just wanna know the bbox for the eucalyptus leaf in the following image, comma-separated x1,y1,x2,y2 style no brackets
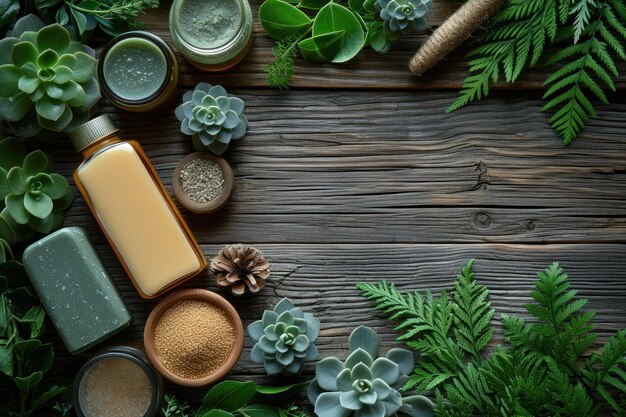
312,2,365,63
259,0,312,40
299,30,345,63
0,343,13,376
70,8,87,35
202,380,257,412
15,371,42,394
298,0,331,10
17,305,45,338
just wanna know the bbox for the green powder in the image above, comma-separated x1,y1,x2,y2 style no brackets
103,37,167,101
177,0,241,49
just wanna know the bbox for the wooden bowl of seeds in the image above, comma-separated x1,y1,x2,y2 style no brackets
172,153,235,214
143,289,244,387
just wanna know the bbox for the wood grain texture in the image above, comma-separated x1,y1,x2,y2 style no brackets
48,91,626,244
135,0,626,90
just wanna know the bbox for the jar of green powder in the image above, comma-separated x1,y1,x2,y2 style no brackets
169,0,253,71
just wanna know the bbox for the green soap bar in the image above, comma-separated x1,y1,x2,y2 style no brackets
23,227,132,355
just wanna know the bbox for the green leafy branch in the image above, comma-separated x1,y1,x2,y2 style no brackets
160,381,311,417
359,260,626,416
450,0,626,144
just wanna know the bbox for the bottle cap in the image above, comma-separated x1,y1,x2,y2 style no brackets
69,115,119,153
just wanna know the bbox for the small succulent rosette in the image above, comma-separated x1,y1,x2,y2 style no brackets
375,0,431,34
308,326,434,417
175,82,248,156
0,15,100,139
248,298,320,376
0,145,74,245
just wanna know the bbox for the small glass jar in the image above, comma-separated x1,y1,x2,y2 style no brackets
169,0,253,71
98,31,179,112
73,346,163,417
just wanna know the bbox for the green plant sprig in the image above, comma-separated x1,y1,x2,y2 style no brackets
0,255,72,417
160,381,312,417
259,0,432,88
358,260,626,416
449,0,626,145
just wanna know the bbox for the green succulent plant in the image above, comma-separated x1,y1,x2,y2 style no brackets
249,298,320,376
0,17,100,138
308,326,434,417
375,0,430,34
175,82,248,155
0,142,74,244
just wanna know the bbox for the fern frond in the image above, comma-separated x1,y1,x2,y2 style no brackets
452,259,494,363
542,0,626,144
571,0,598,43
449,0,562,112
546,365,599,417
582,329,626,413
357,280,464,392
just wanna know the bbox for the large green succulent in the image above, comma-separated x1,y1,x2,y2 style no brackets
0,17,100,138
375,0,431,34
308,326,434,417
175,82,248,155
249,298,320,376
0,139,74,244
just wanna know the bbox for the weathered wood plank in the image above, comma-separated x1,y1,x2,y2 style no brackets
47,91,626,244
48,243,626,387
136,1,626,90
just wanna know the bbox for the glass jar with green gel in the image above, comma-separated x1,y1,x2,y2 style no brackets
98,32,179,112
169,0,253,71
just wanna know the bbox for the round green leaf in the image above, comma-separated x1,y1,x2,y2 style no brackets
23,151,49,177
24,191,53,219
56,53,77,70
298,37,326,63
37,104,72,132
51,65,72,84
298,0,331,10
0,64,22,97
35,95,65,121
11,42,38,68
0,93,32,122
18,76,41,94
36,24,71,54
37,49,59,68
6,193,28,224
300,30,345,62
7,166,26,195
313,3,365,63
70,51,96,83
259,0,312,40
43,173,70,200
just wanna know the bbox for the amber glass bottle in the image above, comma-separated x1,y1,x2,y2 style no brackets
70,115,206,299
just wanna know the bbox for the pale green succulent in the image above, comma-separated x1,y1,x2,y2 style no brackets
375,0,431,34
308,326,434,417
0,17,100,138
0,143,74,245
175,82,248,155
249,298,320,376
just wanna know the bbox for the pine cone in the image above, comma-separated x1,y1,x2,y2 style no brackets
210,244,270,296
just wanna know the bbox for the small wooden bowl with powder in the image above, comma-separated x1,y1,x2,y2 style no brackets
143,289,243,387
172,153,235,214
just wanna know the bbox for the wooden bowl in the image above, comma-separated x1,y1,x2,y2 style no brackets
172,153,235,214
143,289,244,387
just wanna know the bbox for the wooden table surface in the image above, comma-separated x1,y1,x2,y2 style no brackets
41,0,626,408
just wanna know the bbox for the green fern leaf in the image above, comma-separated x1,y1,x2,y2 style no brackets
582,329,626,413
542,0,626,144
451,259,495,363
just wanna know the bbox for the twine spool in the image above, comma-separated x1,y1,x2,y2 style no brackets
409,0,504,76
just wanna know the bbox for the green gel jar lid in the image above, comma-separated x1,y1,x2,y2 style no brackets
102,36,168,102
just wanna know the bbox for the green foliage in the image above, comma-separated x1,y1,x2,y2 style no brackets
259,0,432,87
160,380,311,417
35,0,159,39
0,0,20,29
358,260,626,416
0,143,74,245
0,18,100,138
0,259,71,417
449,0,626,145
